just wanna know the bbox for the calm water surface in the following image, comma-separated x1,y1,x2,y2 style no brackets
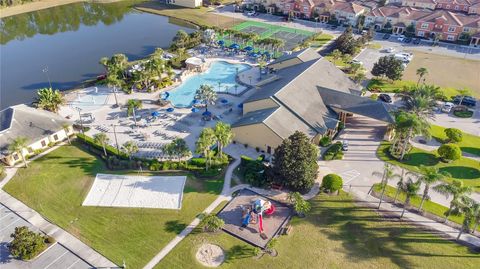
0,1,194,109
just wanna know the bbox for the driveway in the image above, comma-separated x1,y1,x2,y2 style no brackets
431,107,480,136
322,115,480,207
0,204,92,269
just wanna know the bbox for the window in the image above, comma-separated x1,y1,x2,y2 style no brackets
438,4,442,8
41,140,47,147
303,6,308,12
13,154,19,160
454,6,459,10
448,26,456,32
421,23,429,29
446,5,450,9
447,35,455,41
464,6,468,11
463,27,471,33
53,134,59,141
417,31,425,37
286,4,290,8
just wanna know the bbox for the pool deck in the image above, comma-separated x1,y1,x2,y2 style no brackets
58,55,261,156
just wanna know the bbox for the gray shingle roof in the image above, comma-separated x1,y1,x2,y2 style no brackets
0,104,72,156
318,87,395,123
264,106,318,139
268,48,321,68
231,107,279,128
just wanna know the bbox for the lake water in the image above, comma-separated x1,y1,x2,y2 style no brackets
0,1,194,109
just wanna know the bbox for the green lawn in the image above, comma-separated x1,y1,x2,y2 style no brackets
430,125,480,157
3,143,223,268
310,33,334,49
231,21,313,38
367,79,461,99
157,193,479,269
377,142,480,191
372,184,478,231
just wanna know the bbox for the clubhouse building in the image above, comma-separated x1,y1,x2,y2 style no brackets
232,48,394,154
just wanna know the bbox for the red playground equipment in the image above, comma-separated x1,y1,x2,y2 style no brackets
240,198,276,239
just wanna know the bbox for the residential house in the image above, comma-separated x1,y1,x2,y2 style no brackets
415,10,480,42
330,1,367,25
0,104,73,166
436,0,471,12
401,0,437,9
365,6,430,33
277,0,316,18
165,0,202,8
231,48,394,153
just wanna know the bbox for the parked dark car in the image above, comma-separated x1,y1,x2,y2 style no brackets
404,37,413,43
378,93,393,103
453,96,477,107
413,38,421,44
382,33,391,39
331,25,338,29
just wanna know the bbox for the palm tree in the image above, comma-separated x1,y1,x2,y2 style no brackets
372,164,401,209
434,179,473,222
62,123,71,144
258,60,267,79
390,111,430,160
329,49,342,64
35,88,65,113
457,88,472,107
399,178,421,219
195,128,216,170
194,84,217,112
214,122,234,159
416,67,428,85
122,141,139,160
9,137,29,168
126,99,142,125
393,168,405,204
415,166,450,211
93,133,110,157
471,201,480,234
397,84,440,117
105,73,122,106
456,198,476,240
164,138,191,164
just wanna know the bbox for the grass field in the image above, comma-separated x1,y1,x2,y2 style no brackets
157,193,479,269
367,78,463,99
231,21,313,38
3,143,224,268
377,142,480,191
135,2,242,28
403,51,480,97
430,125,480,157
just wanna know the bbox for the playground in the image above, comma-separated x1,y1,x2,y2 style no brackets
231,21,313,51
82,174,186,209
217,189,292,248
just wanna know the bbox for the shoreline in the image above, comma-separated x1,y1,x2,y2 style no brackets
0,0,125,18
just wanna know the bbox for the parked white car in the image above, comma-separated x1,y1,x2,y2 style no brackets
385,47,395,53
246,11,256,16
351,59,363,65
397,35,406,42
442,102,454,113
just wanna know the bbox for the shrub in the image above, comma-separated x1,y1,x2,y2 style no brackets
438,144,461,162
338,122,345,130
319,136,332,147
287,192,311,216
199,214,224,232
44,235,55,244
9,226,46,260
444,128,463,143
323,142,343,160
321,174,343,193
453,110,473,118
162,161,171,171
370,93,378,100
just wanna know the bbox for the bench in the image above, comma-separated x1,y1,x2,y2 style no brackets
280,225,293,235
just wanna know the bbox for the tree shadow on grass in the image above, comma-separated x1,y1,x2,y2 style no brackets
164,220,187,234
306,195,478,269
440,166,480,180
460,147,480,157
402,152,439,166
224,245,256,263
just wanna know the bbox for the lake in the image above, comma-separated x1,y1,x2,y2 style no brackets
0,1,194,109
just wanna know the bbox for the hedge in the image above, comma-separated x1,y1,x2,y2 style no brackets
323,142,344,160
77,133,128,160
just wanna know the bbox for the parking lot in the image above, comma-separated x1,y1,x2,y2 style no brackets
0,204,92,269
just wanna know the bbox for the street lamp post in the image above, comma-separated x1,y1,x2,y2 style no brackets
112,124,120,155
113,86,119,107
42,66,52,89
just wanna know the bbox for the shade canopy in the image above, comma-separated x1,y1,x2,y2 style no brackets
244,46,253,51
191,107,200,113
218,40,225,45
237,103,244,108
166,107,175,112
202,110,212,116
161,92,170,100
151,111,160,117
220,98,229,104
229,43,240,49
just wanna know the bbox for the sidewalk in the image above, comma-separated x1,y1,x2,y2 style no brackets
0,142,118,268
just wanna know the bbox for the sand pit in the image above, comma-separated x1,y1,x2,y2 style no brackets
195,244,225,267
82,174,186,209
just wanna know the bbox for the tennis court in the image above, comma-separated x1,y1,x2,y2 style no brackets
231,21,313,51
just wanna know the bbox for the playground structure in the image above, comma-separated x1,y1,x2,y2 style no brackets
240,198,276,240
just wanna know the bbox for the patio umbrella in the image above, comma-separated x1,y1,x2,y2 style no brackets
151,111,160,117
237,103,244,108
191,107,200,113
220,98,229,104
161,92,170,100
244,46,253,51
192,99,201,105
229,43,240,49
166,107,175,113
218,40,225,46
202,111,212,116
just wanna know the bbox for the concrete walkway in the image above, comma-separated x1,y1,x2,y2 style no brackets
0,142,118,268
411,136,480,162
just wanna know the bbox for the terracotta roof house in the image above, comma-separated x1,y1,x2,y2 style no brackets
231,48,394,153
0,104,73,166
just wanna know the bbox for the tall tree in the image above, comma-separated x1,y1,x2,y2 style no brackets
126,99,142,126
194,84,217,112
329,49,342,65
122,141,139,160
371,55,403,81
399,178,421,219
93,133,110,157
390,111,430,160
35,88,65,113
9,137,29,168
415,166,450,211
273,131,319,192
195,128,216,170
372,164,401,208
214,122,234,159
416,67,428,85
434,179,473,222
456,198,477,240
393,168,406,204
164,138,191,163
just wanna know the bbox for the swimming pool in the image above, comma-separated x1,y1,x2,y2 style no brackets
168,61,251,107
69,87,110,112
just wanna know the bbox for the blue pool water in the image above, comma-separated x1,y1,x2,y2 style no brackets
168,61,251,107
